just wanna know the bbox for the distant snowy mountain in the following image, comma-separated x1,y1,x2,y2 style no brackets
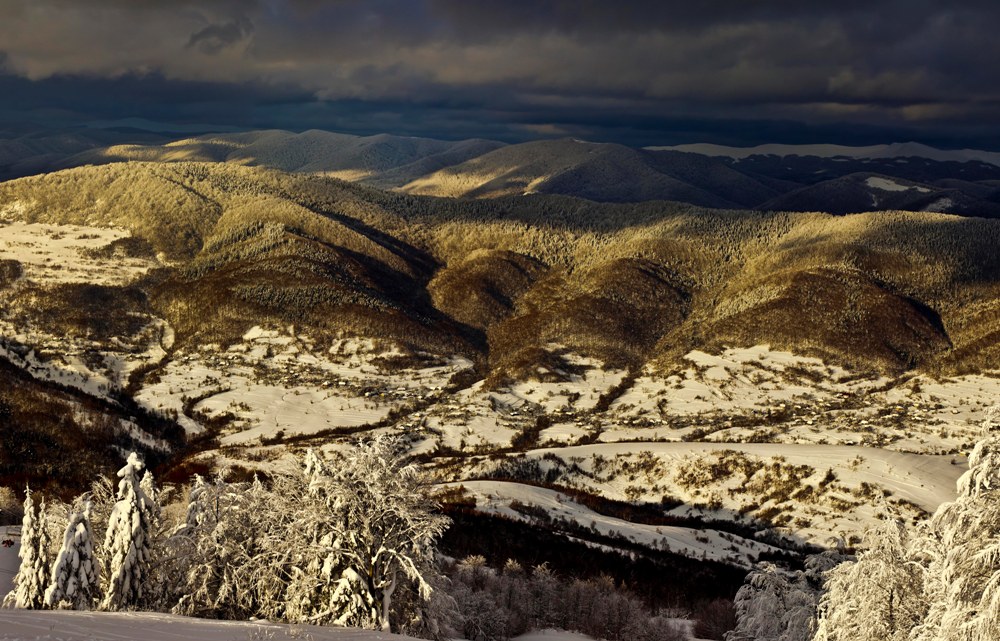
649,142,1000,167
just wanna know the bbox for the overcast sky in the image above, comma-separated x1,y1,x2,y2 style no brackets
2,0,999,148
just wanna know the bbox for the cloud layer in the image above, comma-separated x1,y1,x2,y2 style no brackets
1,0,999,146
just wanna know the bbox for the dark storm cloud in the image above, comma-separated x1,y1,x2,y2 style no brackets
187,17,254,55
1,0,999,147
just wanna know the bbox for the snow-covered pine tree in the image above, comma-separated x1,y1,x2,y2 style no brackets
2,487,51,609
170,474,227,617
140,470,161,524
813,519,925,641
303,447,328,496
43,498,98,610
100,452,154,611
180,474,209,534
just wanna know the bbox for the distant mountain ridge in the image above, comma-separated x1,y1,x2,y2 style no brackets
649,142,1000,167
65,129,506,185
5,128,1000,217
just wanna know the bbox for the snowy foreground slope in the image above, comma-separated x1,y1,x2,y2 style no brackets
0,612,620,641
0,611,616,641
0,609,419,641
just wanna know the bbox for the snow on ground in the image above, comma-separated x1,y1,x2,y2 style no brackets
515,630,600,641
0,609,421,641
506,352,628,414
135,327,474,444
528,442,962,511
458,480,785,568
602,346,992,454
421,350,626,452
422,381,521,452
922,197,955,212
483,442,967,546
0,222,157,285
0,526,19,599
0,318,170,401
864,176,930,193
0,221,169,400
614,346,880,418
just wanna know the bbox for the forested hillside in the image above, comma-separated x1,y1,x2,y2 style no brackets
2,161,999,378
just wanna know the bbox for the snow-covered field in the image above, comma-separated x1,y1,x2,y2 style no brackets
456,480,785,567
604,346,993,454
864,176,930,193
448,442,964,548
0,221,168,400
0,222,157,285
0,317,171,402
134,327,473,443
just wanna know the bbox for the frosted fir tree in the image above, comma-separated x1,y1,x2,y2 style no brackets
170,475,227,617
813,519,925,641
140,470,161,524
100,452,154,611
2,487,51,609
175,474,209,536
43,498,98,610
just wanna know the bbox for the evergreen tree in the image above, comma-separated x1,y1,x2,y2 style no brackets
43,498,98,610
179,474,209,534
140,470,161,524
100,452,154,611
2,487,51,609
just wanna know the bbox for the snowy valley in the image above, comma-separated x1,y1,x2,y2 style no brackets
0,156,999,641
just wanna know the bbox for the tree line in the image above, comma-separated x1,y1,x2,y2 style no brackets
3,437,448,636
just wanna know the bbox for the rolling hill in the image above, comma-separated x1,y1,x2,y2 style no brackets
8,128,1000,218
2,161,999,379
65,129,506,185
